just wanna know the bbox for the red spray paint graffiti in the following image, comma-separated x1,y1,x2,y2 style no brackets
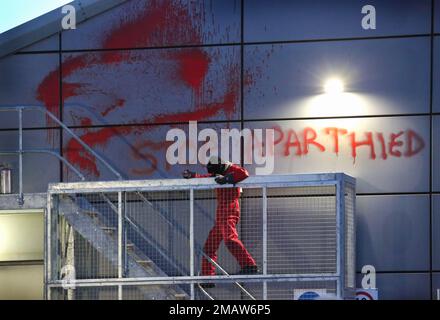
272,126,425,163
36,1,424,178
36,0,241,178
108,125,427,177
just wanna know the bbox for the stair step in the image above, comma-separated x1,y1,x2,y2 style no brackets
101,227,117,234
174,294,187,300
126,243,135,251
83,210,99,218
136,260,153,268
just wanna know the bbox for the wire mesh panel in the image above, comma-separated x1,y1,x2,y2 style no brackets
55,193,119,280
49,286,120,300
46,173,355,300
344,182,356,293
194,187,261,277
122,284,191,300
266,280,338,300
267,186,337,275
124,190,191,278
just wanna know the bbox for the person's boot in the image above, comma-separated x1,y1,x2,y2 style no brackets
238,265,259,275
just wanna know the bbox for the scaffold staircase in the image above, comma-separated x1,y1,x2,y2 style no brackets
0,106,252,300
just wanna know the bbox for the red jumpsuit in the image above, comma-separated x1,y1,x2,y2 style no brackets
195,164,256,276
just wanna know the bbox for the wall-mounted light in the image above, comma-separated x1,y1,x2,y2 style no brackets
324,78,344,95
299,76,365,117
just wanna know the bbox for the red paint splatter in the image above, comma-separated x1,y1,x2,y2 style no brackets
80,117,93,127
65,126,132,176
101,99,126,117
64,90,237,176
152,91,236,123
130,139,174,175
173,49,210,91
37,0,241,178
102,0,202,49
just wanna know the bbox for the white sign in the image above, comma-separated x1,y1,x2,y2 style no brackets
293,289,327,300
356,288,379,300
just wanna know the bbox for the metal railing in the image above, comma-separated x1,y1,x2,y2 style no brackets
46,173,356,300
0,105,123,205
0,106,239,298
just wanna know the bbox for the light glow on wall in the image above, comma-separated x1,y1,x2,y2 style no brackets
306,92,367,117
324,78,345,95
301,76,366,117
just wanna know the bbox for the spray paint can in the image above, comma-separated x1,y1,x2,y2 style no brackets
0,166,12,194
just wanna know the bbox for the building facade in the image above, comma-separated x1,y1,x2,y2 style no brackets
0,0,439,299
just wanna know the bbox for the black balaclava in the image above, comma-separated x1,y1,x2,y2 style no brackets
207,156,228,175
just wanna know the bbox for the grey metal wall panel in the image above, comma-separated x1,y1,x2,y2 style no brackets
62,0,241,51
244,38,430,120
0,129,60,193
61,122,240,182
433,195,440,270
245,0,431,42
19,34,59,53
436,0,440,34
0,53,60,129
432,273,440,300
0,0,437,300
356,195,430,272
434,37,440,113
356,273,431,300
434,116,440,192
244,117,430,193
61,46,240,127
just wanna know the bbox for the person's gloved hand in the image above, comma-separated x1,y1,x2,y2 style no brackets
215,174,234,185
182,169,196,179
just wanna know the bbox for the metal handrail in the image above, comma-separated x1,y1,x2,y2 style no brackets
98,192,256,299
47,174,355,300
0,105,123,204
0,105,123,179
0,149,85,181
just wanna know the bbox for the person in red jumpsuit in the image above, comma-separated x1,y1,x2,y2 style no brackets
183,156,258,287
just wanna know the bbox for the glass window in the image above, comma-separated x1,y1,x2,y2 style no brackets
0,264,43,300
0,211,44,262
